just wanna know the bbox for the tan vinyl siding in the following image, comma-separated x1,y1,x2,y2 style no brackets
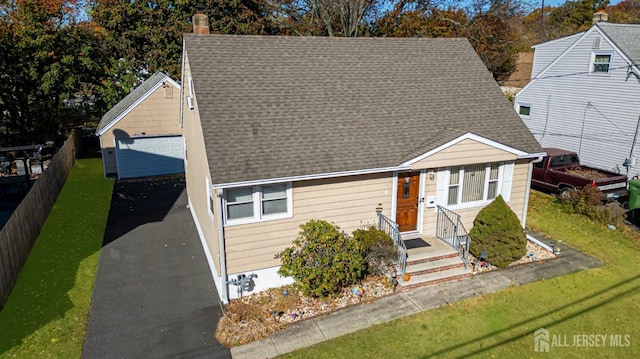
183,55,221,274
411,139,517,170
100,84,182,174
224,173,394,273
418,138,529,235
508,159,531,219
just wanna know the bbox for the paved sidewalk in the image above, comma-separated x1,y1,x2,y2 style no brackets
230,236,603,359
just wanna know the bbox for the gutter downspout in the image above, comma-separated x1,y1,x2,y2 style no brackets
522,156,544,228
216,189,229,304
179,41,186,129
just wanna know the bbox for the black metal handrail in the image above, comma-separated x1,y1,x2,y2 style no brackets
377,212,408,282
435,205,470,269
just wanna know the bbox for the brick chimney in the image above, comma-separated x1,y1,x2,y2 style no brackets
592,10,609,24
192,5,210,35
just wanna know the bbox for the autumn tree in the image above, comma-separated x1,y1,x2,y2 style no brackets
465,0,526,83
271,0,379,36
375,1,468,37
0,0,105,145
608,0,640,24
374,0,524,83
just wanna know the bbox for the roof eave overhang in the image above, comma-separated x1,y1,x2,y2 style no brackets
96,75,181,136
211,165,410,189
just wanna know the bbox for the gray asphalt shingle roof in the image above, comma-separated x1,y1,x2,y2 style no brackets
597,23,640,67
96,72,170,134
184,35,542,185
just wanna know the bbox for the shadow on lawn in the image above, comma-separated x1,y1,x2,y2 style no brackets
0,159,111,355
421,274,640,358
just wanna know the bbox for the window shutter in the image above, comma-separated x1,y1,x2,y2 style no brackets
501,161,515,202
435,168,449,209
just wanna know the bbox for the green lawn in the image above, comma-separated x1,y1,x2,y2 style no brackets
282,191,640,358
0,159,114,358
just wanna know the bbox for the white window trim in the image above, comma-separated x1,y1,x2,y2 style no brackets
589,51,613,75
517,103,531,117
223,183,293,226
442,162,506,211
206,176,214,221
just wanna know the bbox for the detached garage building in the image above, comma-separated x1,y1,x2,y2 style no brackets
96,72,184,179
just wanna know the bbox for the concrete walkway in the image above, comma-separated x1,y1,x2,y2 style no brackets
83,178,231,359
231,237,603,359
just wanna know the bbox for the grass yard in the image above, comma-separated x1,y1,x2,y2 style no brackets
0,159,114,358
282,191,640,358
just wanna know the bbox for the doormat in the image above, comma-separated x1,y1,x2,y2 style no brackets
404,238,431,249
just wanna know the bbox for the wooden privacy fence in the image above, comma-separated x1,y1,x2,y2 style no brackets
0,131,81,309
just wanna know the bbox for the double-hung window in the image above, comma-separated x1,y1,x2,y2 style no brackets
447,163,501,206
591,53,612,74
224,183,292,224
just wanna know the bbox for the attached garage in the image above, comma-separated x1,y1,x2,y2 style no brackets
96,72,183,178
115,135,184,179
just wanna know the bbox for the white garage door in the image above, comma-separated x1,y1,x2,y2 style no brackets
115,136,184,179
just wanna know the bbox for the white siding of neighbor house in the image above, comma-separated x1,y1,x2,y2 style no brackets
531,33,583,78
516,28,640,177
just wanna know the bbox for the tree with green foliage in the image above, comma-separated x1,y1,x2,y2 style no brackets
546,0,608,38
275,220,366,298
469,195,527,268
0,0,105,145
89,0,275,108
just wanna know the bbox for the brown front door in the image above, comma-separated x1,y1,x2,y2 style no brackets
396,172,420,232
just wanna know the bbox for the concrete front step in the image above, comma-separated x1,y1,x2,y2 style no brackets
399,267,471,291
406,250,459,266
405,256,465,276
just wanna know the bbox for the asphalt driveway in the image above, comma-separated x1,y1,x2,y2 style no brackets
82,177,230,359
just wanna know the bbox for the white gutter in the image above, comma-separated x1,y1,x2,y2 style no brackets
179,42,186,129
216,189,229,304
517,152,548,159
521,156,544,228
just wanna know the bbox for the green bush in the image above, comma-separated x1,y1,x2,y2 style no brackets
275,220,366,298
469,195,526,268
352,226,397,275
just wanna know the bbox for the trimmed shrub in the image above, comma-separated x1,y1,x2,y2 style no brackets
352,226,397,275
275,220,366,298
469,195,526,268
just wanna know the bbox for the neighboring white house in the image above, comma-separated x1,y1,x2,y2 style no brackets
514,21,640,177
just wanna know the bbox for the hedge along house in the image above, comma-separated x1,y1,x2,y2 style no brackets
181,28,544,303
96,72,184,179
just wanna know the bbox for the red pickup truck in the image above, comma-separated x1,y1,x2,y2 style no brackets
532,148,628,201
